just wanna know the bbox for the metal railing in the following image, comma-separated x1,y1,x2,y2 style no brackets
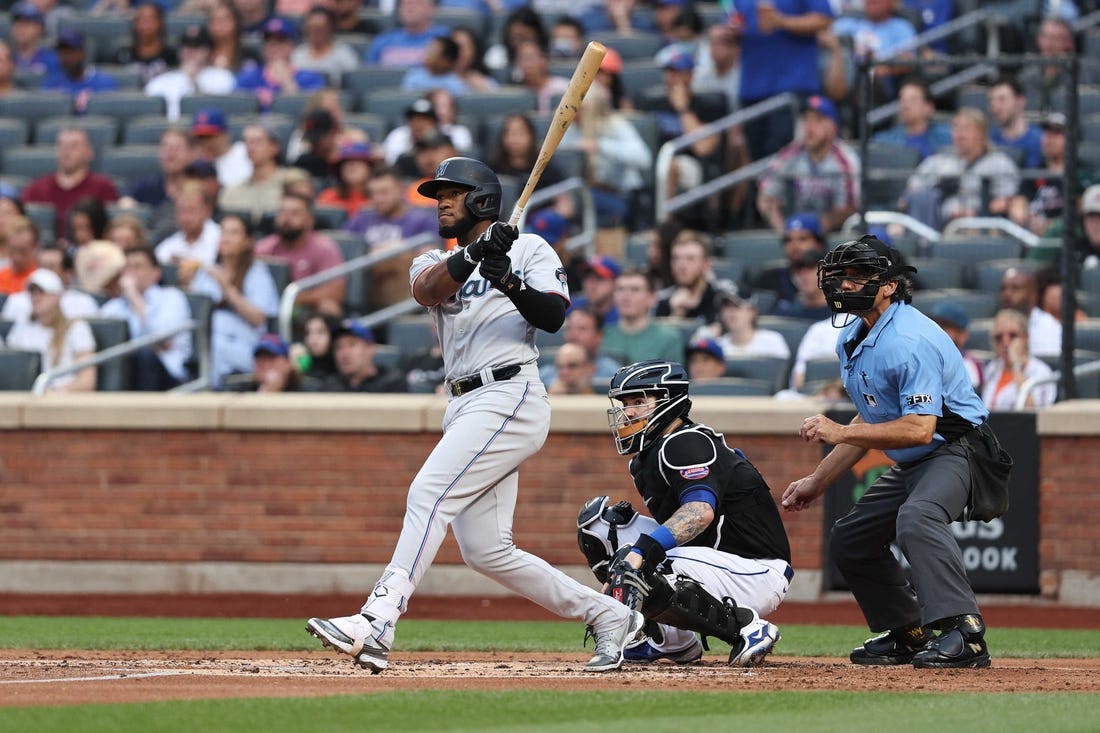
1016,359,1100,410
841,211,942,243
276,232,438,343
31,320,200,395
941,217,1041,248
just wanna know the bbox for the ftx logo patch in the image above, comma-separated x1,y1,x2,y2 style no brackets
906,394,933,406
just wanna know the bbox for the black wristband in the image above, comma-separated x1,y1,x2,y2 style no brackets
632,533,667,574
446,251,477,283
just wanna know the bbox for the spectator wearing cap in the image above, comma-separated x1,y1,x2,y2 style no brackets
290,5,358,85
144,25,236,121
1077,184,1100,269
528,209,582,289
735,0,833,162
638,46,727,221
903,108,1019,231
21,128,119,237
235,17,326,112
757,94,861,234
42,30,119,114
256,191,346,316
685,335,728,382
5,268,97,393
929,302,983,393
655,230,727,326
219,123,294,223
401,35,468,96
382,97,443,172
832,0,918,102
590,46,632,112
545,342,599,395
751,212,827,301
189,212,279,387
709,288,790,360
364,0,450,67
568,255,622,326
771,249,832,321
988,75,1042,171
317,143,375,218
1009,112,1099,239
155,180,221,286
2,242,97,321
191,108,253,188
0,216,39,295
113,1,177,86
9,1,59,76
603,267,685,364
322,321,407,393
515,38,570,115
405,131,460,210
871,77,952,162
100,244,194,391
226,333,304,392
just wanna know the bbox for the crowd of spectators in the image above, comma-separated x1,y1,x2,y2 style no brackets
0,0,1097,403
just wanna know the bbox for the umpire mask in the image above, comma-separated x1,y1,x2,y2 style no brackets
818,235,917,317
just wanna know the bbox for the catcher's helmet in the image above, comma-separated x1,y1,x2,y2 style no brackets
415,156,502,220
817,235,917,314
607,360,691,455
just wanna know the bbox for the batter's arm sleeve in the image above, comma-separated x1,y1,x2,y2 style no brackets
507,286,567,333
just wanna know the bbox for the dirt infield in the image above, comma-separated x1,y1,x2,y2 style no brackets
2,595,1098,708
3,651,1099,708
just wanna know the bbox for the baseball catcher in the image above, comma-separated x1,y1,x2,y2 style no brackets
578,360,793,666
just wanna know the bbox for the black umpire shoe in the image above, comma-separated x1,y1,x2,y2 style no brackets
850,624,935,665
913,614,991,669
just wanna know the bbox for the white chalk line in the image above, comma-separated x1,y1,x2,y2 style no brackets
1,670,186,684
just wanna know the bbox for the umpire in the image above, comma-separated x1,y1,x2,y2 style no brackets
782,235,1002,669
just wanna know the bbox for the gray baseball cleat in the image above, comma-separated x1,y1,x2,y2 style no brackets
306,613,390,673
584,610,645,672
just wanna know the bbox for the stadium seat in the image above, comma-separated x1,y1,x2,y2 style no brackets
123,115,176,145
723,354,790,393
85,92,166,122
341,66,410,101
908,256,966,291
58,15,132,64
689,377,774,396
910,289,998,322
1,149,58,181
179,93,260,118
387,315,436,353
330,233,368,314
590,31,665,61
373,344,402,372
359,90,423,127
0,119,30,150
620,61,664,105
802,356,841,387
0,94,73,128
0,319,13,340
98,145,161,189
972,258,1042,294
0,349,41,391
755,315,812,356
343,113,390,145
85,317,131,391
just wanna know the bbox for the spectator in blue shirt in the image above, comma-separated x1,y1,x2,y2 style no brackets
42,31,119,114
902,0,953,54
235,17,327,113
987,75,1043,170
871,77,952,161
833,0,918,101
401,35,468,96
9,1,59,76
365,0,450,67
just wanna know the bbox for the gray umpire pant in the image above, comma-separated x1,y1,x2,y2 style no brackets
829,442,981,632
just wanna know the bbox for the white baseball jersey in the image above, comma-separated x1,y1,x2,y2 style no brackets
410,232,570,382
360,232,631,651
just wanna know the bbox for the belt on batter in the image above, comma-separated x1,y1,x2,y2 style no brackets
449,364,522,397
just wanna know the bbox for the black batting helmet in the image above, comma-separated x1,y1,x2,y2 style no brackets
607,360,691,455
416,157,502,220
818,235,917,314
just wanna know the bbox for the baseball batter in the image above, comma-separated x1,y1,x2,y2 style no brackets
578,360,792,666
307,157,642,673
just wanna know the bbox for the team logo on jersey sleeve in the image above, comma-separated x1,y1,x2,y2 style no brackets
680,465,710,480
555,267,567,285
863,393,878,407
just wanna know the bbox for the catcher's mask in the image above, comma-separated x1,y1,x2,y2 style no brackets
415,156,502,220
817,235,917,317
607,360,691,455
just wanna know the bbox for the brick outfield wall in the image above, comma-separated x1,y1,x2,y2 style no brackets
1,425,1097,598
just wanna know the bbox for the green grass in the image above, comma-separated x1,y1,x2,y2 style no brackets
1,617,1098,658
2,691,1099,733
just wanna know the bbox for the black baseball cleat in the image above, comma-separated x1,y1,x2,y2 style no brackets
912,614,991,669
850,624,935,665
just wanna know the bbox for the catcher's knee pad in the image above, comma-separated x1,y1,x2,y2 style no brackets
645,575,754,647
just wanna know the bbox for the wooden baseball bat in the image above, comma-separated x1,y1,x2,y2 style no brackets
508,41,607,228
